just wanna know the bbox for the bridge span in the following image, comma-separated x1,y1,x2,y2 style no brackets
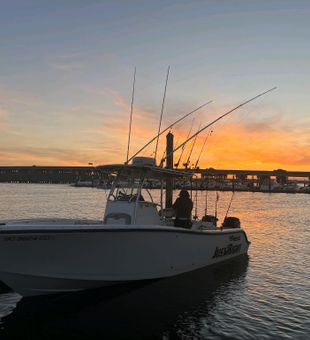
0,166,309,184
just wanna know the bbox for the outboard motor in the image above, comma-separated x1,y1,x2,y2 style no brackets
222,216,241,229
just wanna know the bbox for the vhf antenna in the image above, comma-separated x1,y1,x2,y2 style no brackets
126,100,212,164
154,66,170,163
125,67,136,164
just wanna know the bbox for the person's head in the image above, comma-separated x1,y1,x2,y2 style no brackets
179,189,190,199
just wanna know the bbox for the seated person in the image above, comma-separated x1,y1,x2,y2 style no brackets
172,190,193,228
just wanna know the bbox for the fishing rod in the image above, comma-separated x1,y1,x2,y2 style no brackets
154,66,170,162
125,67,136,164
174,118,195,168
224,191,235,220
194,129,213,169
126,100,212,164
183,122,202,169
193,175,199,220
204,189,208,215
215,191,219,220
162,87,277,163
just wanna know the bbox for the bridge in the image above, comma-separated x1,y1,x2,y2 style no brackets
0,166,309,184
0,166,98,184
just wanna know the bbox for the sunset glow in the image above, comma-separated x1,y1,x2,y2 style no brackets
0,1,309,171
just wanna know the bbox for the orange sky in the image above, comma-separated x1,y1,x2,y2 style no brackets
1,91,308,172
0,1,310,172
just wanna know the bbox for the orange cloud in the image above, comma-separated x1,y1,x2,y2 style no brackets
183,120,310,171
0,147,104,166
0,89,309,171
0,86,40,106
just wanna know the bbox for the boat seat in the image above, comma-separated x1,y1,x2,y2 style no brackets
104,213,131,225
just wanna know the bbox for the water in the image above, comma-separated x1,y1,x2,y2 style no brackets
0,184,309,339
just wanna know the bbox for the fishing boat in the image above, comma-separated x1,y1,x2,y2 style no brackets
0,85,277,297
0,156,250,297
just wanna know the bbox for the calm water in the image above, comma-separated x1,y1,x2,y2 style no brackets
0,184,309,339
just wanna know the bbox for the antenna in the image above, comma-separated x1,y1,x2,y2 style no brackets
194,129,213,169
125,67,136,164
154,66,170,162
163,87,277,162
126,100,212,164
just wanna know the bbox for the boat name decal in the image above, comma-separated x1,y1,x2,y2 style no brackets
229,235,241,242
3,235,54,242
212,243,241,258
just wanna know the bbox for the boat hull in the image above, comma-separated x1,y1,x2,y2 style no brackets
0,225,250,296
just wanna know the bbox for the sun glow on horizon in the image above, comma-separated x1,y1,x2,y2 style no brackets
1,95,309,172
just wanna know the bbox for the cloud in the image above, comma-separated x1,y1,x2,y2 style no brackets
45,51,88,72
0,89,309,170
0,146,101,166
0,107,9,119
0,106,38,139
46,51,117,73
82,93,310,170
0,106,11,131
97,89,161,155
92,89,216,161
192,119,310,170
47,62,84,71
0,86,40,106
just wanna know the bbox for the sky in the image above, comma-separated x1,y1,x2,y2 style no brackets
0,0,309,170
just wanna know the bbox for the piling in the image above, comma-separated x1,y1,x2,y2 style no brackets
165,132,174,208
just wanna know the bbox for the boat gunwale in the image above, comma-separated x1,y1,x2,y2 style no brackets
0,224,249,241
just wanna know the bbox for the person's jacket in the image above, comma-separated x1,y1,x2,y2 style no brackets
172,197,193,219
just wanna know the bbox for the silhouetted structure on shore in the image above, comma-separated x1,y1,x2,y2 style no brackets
0,166,309,193
0,166,100,184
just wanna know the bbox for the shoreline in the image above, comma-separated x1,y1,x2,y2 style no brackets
0,182,309,194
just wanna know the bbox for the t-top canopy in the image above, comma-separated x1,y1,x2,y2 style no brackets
97,163,191,179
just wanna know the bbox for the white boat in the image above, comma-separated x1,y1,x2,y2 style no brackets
300,184,310,193
0,157,250,297
70,180,97,187
281,181,299,192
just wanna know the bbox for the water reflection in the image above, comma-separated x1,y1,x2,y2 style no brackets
0,256,248,339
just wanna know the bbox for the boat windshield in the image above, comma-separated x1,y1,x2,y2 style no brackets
108,177,146,202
